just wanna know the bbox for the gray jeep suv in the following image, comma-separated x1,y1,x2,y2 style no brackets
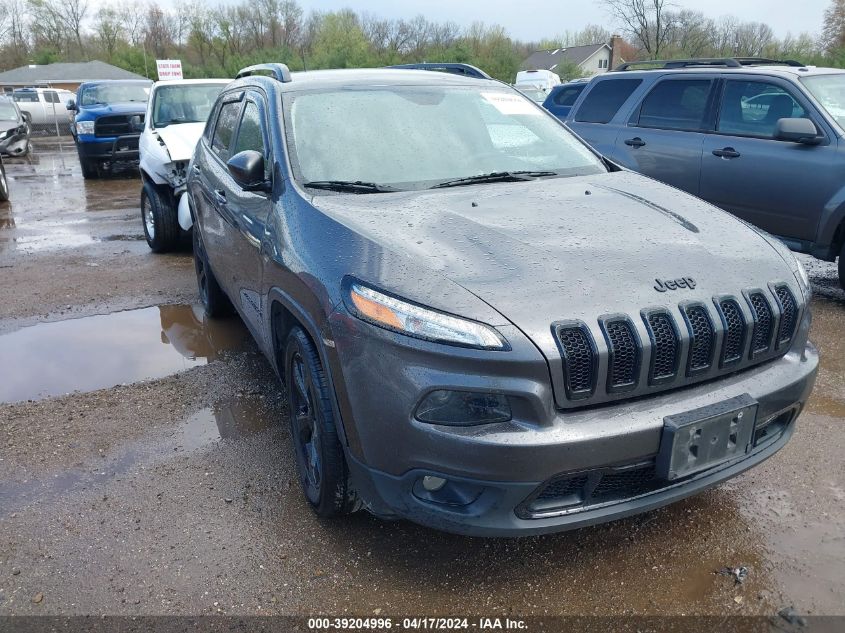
565,57,845,290
187,63,818,536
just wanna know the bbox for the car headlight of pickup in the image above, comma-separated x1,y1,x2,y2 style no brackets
76,121,95,135
344,280,508,350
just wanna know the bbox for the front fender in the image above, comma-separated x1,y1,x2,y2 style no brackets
816,188,845,259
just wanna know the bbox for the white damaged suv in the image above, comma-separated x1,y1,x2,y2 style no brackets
139,79,230,252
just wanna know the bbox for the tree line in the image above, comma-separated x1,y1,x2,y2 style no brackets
0,0,843,83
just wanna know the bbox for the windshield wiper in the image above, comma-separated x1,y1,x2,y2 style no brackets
431,170,559,189
303,180,401,194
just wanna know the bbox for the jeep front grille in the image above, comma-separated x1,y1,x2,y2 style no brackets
774,285,797,348
748,292,774,357
553,284,801,407
644,310,679,385
717,299,745,367
554,323,596,399
601,317,640,392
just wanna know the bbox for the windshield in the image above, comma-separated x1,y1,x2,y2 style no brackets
801,74,845,129
0,100,19,121
519,89,547,103
284,85,604,191
79,83,150,107
12,92,38,103
153,84,225,128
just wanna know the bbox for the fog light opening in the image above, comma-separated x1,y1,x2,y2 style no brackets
415,390,512,425
422,475,447,492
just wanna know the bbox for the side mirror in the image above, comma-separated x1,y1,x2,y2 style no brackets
66,99,76,111
21,111,31,123
129,115,143,133
227,150,270,192
775,118,821,144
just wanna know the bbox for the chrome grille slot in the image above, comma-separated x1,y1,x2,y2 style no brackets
682,304,715,375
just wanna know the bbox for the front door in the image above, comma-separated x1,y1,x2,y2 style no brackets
699,77,837,244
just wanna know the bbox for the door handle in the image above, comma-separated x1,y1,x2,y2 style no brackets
712,147,741,158
624,137,646,148
214,189,227,205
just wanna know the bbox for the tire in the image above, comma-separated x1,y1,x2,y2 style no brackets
838,242,845,291
284,326,357,518
0,160,8,202
77,149,99,179
141,181,180,252
192,222,233,317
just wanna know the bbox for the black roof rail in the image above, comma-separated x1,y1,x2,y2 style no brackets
236,63,292,83
613,57,806,72
386,62,492,80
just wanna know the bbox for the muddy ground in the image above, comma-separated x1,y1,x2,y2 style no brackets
0,140,843,618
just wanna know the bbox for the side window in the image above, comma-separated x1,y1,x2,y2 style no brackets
203,101,221,144
211,101,241,161
637,79,714,131
232,102,266,156
718,80,808,139
553,84,585,107
574,79,642,124
44,91,59,104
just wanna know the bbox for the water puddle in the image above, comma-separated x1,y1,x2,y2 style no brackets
180,397,277,451
0,305,249,403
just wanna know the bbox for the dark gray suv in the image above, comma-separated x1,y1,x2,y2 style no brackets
565,57,845,290
187,63,818,536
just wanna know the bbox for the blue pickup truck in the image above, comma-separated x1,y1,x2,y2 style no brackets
67,79,152,179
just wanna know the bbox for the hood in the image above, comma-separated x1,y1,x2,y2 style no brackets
0,120,20,133
156,123,205,162
80,102,147,116
312,171,794,349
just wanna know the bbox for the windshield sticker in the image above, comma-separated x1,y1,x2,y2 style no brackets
481,92,541,116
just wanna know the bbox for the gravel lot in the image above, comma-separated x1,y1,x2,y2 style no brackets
0,140,843,618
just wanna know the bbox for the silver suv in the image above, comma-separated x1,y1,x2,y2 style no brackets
565,57,845,290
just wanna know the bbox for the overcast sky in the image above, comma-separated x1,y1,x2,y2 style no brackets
292,0,828,41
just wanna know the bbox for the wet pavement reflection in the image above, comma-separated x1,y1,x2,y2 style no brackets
0,305,248,402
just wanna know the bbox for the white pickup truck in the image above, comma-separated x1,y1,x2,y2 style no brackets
139,79,230,252
12,87,75,131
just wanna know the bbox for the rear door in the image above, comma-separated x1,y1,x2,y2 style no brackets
196,94,244,291
611,76,719,195
223,93,274,338
566,77,644,156
699,76,836,244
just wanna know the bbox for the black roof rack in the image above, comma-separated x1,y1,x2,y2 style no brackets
236,63,292,82
386,63,491,80
613,57,805,71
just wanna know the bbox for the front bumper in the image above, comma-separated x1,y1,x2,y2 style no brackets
329,307,818,536
76,134,140,161
0,130,29,156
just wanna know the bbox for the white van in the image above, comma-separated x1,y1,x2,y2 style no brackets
514,69,561,93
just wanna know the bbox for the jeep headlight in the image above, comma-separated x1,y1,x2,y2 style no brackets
0,129,7,140
794,256,811,299
344,280,508,350
76,120,95,135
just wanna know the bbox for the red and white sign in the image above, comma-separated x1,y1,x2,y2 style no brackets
156,59,183,81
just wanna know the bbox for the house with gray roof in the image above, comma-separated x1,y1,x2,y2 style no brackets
0,61,148,94
520,36,627,78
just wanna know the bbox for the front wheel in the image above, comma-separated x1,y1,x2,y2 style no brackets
0,160,8,202
141,182,180,252
284,326,357,518
838,242,845,291
77,150,99,179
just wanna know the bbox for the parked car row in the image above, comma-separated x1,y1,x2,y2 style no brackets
0,95,31,157
179,62,817,536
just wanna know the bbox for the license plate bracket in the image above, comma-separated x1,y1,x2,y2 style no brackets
656,393,758,481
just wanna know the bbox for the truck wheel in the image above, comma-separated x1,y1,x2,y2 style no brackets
78,152,99,179
0,161,8,202
192,223,233,317
838,242,845,291
284,326,357,518
141,181,180,252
